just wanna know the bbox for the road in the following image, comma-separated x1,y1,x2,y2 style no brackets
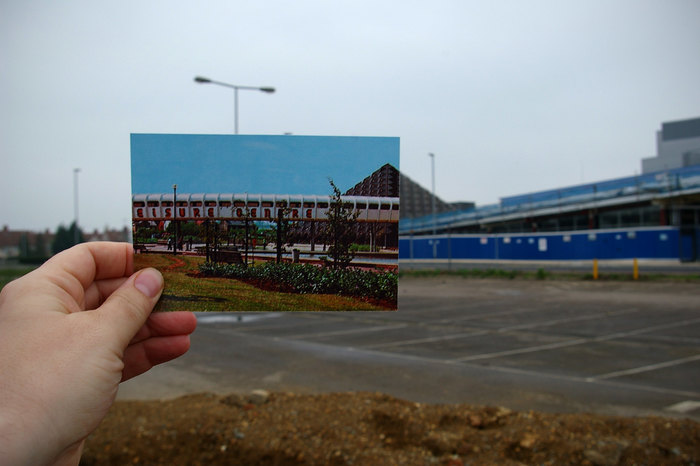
119,276,700,421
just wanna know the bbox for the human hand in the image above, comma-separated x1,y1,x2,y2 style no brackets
0,242,197,465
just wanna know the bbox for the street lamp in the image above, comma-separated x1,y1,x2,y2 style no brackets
173,184,178,256
73,168,80,245
194,76,275,134
428,153,436,234
429,153,436,258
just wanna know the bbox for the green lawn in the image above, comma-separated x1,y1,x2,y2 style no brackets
0,266,36,290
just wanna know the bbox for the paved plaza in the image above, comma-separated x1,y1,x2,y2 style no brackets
119,275,700,420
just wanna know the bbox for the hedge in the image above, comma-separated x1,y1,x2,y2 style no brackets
199,262,397,302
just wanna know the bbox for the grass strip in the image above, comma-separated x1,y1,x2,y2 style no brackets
0,266,37,289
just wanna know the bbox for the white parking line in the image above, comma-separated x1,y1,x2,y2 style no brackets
589,354,700,381
498,308,639,332
452,317,700,363
435,306,540,324
283,323,409,339
362,308,638,350
592,317,700,343
254,331,700,399
665,400,700,414
364,330,490,349
452,338,588,362
642,335,700,345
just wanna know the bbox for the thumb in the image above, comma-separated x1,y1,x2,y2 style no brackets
97,268,164,348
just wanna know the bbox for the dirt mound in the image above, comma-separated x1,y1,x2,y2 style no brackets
81,392,699,465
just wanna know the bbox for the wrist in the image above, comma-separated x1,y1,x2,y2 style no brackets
0,408,39,465
0,394,64,466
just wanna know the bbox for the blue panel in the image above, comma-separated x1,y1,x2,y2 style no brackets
679,231,696,262
400,228,681,261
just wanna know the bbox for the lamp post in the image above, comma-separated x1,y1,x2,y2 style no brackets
73,168,80,245
428,153,437,259
194,76,275,134
173,184,178,256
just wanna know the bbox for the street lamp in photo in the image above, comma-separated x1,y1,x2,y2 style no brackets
194,76,275,134
173,184,178,256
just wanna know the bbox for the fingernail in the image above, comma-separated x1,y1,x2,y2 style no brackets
134,268,163,298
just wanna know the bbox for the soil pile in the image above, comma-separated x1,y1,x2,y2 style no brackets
81,392,700,465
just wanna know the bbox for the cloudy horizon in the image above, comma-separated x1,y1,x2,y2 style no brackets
2,1,699,232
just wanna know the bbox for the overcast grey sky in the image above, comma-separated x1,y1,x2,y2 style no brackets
2,1,699,232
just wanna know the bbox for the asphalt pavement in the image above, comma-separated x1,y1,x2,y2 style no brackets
119,274,700,421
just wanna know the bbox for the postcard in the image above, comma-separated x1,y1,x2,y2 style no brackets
131,134,399,311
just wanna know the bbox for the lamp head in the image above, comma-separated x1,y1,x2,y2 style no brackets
194,76,211,83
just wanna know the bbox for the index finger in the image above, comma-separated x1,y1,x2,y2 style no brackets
38,242,134,307
44,241,134,282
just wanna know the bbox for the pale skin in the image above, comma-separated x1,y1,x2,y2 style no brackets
0,242,197,465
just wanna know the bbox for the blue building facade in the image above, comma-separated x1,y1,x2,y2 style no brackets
399,226,697,261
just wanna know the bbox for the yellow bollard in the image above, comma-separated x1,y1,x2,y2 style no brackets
633,258,639,280
593,258,598,280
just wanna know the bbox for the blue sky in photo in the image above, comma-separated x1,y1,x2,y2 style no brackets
131,134,399,196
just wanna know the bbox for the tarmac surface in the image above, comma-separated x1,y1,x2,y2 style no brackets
119,274,700,421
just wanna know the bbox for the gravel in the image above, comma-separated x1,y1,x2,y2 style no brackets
81,391,700,465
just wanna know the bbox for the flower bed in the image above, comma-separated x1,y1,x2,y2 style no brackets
199,262,397,303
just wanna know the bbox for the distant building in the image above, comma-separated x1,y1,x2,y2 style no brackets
344,165,475,220
642,117,700,173
401,176,474,219
343,163,401,248
345,163,399,198
84,227,131,243
341,163,475,246
445,200,476,212
0,225,130,260
402,117,700,261
0,226,53,260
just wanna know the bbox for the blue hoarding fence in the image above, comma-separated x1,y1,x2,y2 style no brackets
399,227,684,262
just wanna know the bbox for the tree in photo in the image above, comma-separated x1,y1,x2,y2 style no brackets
133,222,159,244
325,179,359,269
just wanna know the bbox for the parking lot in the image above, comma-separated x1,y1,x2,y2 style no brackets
119,276,700,420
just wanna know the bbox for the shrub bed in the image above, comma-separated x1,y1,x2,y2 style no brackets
199,262,397,303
